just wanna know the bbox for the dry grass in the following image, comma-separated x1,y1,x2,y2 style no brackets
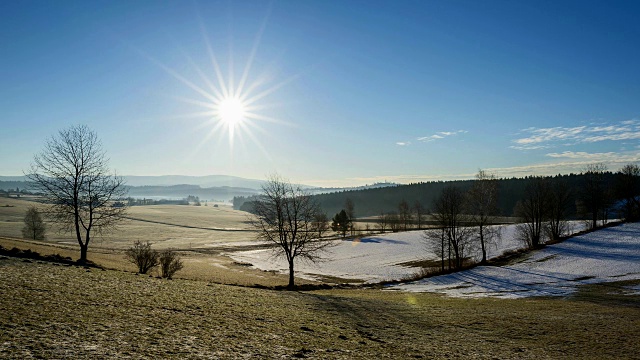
1,257,638,359
0,197,258,250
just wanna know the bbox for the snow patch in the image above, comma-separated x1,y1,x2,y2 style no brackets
390,222,640,298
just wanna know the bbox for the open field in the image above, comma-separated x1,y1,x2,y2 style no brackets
0,197,257,249
1,257,639,359
0,197,298,287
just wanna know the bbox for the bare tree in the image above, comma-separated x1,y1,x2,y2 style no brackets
250,174,334,288
616,164,640,221
311,212,330,238
345,198,356,235
413,201,425,230
27,125,127,263
398,199,412,230
422,227,447,272
547,178,572,241
432,185,472,269
376,211,389,233
466,170,498,263
514,177,551,248
578,163,611,229
22,206,46,240
387,212,401,232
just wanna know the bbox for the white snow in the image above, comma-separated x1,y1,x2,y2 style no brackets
226,221,640,298
226,221,589,284
227,231,429,283
390,222,640,298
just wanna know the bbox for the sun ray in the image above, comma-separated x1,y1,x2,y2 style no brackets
236,4,272,97
242,73,301,107
182,50,225,102
198,16,230,99
171,95,217,110
243,112,290,126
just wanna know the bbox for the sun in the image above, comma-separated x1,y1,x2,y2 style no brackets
217,96,246,126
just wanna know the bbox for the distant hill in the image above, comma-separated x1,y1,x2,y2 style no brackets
121,175,267,189
0,175,266,189
126,184,260,202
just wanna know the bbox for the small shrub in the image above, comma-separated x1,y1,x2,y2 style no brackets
159,249,184,279
125,241,159,274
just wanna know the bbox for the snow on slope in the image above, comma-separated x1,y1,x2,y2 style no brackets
226,221,588,284
228,231,428,282
390,222,640,298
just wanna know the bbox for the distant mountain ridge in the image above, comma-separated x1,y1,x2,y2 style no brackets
120,175,266,189
1,175,397,202
0,175,266,190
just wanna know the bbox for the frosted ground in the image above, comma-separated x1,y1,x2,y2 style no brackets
229,221,640,298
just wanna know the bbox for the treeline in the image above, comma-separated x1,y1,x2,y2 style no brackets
311,172,626,218
125,197,189,206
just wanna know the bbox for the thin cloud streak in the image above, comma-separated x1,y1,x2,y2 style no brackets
512,120,640,150
305,151,640,187
397,129,467,146
418,130,467,142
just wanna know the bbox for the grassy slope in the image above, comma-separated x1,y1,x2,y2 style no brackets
1,258,638,359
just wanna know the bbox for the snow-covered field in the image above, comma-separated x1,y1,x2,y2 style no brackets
227,221,589,284
390,222,640,298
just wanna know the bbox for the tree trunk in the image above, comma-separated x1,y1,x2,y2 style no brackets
79,244,88,264
288,260,295,289
479,224,487,264
440,229,445,272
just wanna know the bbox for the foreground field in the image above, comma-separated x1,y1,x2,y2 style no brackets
1,258,639,359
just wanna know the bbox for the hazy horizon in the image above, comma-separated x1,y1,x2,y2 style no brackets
2,1,639,188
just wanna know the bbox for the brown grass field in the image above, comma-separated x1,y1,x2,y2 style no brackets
1,257,639,359
1,196,639,359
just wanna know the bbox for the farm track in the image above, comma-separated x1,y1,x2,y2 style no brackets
123,216,256,232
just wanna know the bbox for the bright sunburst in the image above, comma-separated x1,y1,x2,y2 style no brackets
217,97,246,126
144,10,296,156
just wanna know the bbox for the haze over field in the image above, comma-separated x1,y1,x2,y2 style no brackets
2,1,640,186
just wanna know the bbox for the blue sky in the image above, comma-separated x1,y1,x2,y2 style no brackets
1,0,639,186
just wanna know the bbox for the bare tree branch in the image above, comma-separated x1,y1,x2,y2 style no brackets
26,125,127,263
249,174,334,288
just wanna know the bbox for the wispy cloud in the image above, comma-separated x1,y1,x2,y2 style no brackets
511,120,640,150
545,151,619,160
417,130,467,143
396,141,410,146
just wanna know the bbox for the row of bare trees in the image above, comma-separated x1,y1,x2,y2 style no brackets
424,170,499,270
376,200,426,232
425,163,640,272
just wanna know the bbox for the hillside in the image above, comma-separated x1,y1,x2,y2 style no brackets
1,257,638,359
